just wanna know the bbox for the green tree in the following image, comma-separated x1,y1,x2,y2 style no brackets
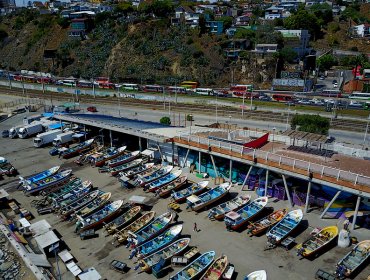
284,10,321,40
160,116,171,125
278,47,297,63
186,114,194,121
291,114,330,135
0,29,8,41
317,54,337,71
234,29,256,41
115,2,134,14
218,16,233,31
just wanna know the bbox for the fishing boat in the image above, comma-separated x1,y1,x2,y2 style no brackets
109,159,143,176
186,182,232,212
62,139,95,159
92,146,127,167
335,240,370,277
296,226,338,258
19,166,60,186
146,170,183,192
136,166,173,187
139,238,191,273
55,184,95,210
169,251,216,280
129,212,173,245
80,145,104,162
104,206,141,235
114,211,155,245
71,192,111,220
266,209,303,244
138,224,183,257
171,181,210,203
119,163,155,179
60,190,103,219
0,159,16,176
47,178,81,198
24,169,73,195
75,200,124,232
157,176,187,197
201,255,228,280
224,197,268,231
107,151,140,168
247,209,287,236
244,270,267,280
49,180,92,203
208,195,251,221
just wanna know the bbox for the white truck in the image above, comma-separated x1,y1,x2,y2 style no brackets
34,129,62,148
9,125,24,139
23,115,42,125
18,122,44,139
52,131,75,146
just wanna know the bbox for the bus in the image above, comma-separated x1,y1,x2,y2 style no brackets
14,75,38,83
348,92,370,100
318,89,342,98
194,88,214,96
121,83,139,91
98,82,115,89
272,94,295,102
59,79,77,87
228,84,253,96
232,91,259,99
77,80,93,88
143,85,164,92
37,77,54,84
180,81,199,89
167,86,187,94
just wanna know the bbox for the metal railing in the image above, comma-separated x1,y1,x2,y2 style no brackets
177,134,370,188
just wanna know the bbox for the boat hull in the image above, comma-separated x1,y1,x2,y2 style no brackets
193,191,229,212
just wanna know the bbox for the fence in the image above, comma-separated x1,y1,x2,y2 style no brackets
177,134,370,189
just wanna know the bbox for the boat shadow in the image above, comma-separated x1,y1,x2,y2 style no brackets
289,219,309,239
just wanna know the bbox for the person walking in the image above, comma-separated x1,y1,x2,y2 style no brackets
193,222,198,232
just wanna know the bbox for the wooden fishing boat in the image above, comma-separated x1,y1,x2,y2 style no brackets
92,146,127,167
24,169,73,195
113,211,155,245
244,270,267,280
76,200,124,232
119,163,155,179
296,226,338,258
71,192,111,220
138,224,183,257
19,166,60,186
47,177,80,199
139,238,191,273
80,145,104,162
129,212,173,245
104,206,141,235
208,195,251,221
55,184,94,210
266,209,303,245
186,182,232,212
107,151,140,168
201,255,228,280
49,180,92,204
136,166,173,187
169,251,216,280
335,240,370,277
171,181,209,203
224,197,268,231
247,209,287,236
157,176,188,197
62,139,95,159
109,159,142,176
60,190,103,219
147,170,183,192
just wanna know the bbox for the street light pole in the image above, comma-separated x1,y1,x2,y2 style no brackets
272,127,276,152
242,93,245,117
363,115,370,146
286,103,291,130
189,114,193,135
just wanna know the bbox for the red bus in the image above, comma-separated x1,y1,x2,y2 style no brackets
272,94,295,102
98,82,115,89
37,77,53,84
229,84,254,97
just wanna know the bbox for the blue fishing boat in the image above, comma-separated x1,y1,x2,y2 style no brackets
91,146,127,167
208,195,251,221
171,180,209,203
51,180,93,205
60,190,103,219
266,209,303,244
169,251,215,280
119,163,155,179
107,151,140,167
129,212,173,245
109,159,143,176
224,197,268,231
137,224,183,257
19,166,60,186
75,200,124,232
48,178,84,199
62,139,95,159
186,182,232,212
24,169,73,195
147,170,183,192
136,166,173,187
71,192,111,220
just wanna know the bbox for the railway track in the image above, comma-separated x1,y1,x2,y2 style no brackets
0,86,368,132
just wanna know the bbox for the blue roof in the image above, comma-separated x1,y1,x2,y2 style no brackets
49,123,64,130
70,114,171,130
42,112,54,118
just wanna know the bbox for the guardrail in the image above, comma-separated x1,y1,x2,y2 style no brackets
177,134,370,189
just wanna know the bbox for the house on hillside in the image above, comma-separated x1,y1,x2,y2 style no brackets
224,39,251,59
251,44,279,58
235,15,250,26
264,6,284,19
172,6,200,28
278,29,311,58
68,18,93,38
349,24,370,38
206,20,224,35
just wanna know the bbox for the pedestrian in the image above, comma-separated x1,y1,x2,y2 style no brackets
343,219,349,231
193,222,198,232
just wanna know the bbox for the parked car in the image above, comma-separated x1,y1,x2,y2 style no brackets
349,101,363,107
319,75,325,80
298,99,311,105
87,106,98,112
259,96,272,101
2,130,9,138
